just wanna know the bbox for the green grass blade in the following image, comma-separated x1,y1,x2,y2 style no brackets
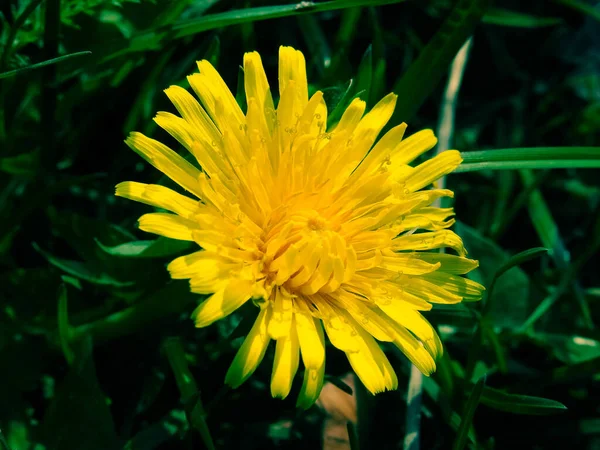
171,0,405,39
480,387,567,415
57,284,75,366
453,376,486,450
163,337,215,450
483,8,562,28
553,0,600,23
391,0,490,123
103,0,407,63
456,147,600,172
0,51,92,80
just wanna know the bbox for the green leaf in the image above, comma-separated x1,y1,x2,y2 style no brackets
123,410,188,450
0,151,40,175
40,336,119,450
57,284,75,366
455,222,530,327
480,387,567,415
391,0,490,122
96,237,193,258
483,247,548,316
0,51,91,79
483,8,562,28
327,45,372,127
33,243,134,287
453,376,486,450
532,333,600,365
455,147,600,172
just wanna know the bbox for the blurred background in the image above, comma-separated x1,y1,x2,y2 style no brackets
1,0,600,449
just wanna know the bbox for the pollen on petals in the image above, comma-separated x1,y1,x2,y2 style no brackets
117,45,484,409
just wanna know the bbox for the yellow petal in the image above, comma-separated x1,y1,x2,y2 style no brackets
192,279,254,327
392,230,467,256
163,85,220,145
390,129,438,166
190,60,245,126
115,181,198,217
346,326,397,394
125,132,203,198
377,302,443,359
225,307,271,388
168,251,228,279
296,360,325,410
419,272,485,302
244,51,275,132
387,321,437,375
138,213,198,240
295,305,326,370
414,253,479,274
333,290,394,342
402,150,462,192
278,46,308,109
353,123,407,179
267,288,294,339
270,321,300,399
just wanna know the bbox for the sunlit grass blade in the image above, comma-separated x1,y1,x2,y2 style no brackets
0,51,92,79
480,387,567,415
453,376,485,450
455,147,600,172
392,0,490,123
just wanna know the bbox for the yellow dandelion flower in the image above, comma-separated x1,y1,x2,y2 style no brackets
116,46,484,409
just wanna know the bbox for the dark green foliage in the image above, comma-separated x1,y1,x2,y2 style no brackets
1,0,599,449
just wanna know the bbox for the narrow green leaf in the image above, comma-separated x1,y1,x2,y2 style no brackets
0,429,12,450
325,375,354,395
480,387,567,415
96,237,193,258
553,0,600,23
347,422,360,450
327,45,372,127
33,243,134,287
0,51,91,79
483,8,562,28
57,284,75,366
455,147,600,172
163,337,215,450
392,0,490,122
0,151,40,175
123,410,187,450
453,376,486,450
236,66,247,112
354,45,373,105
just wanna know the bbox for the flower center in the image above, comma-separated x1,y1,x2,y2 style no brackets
261,210,356,297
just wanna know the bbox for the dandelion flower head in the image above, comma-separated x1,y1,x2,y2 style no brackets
116,46,484,409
